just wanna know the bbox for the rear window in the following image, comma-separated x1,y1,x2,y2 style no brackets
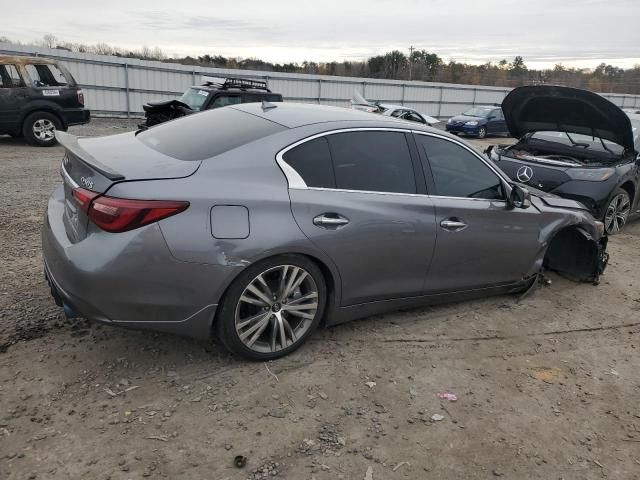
25,64,69,87
137,107,286,161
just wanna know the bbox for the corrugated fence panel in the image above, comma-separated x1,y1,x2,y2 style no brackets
475,89,508,105
365,83,403,103
321,81,360,102
2,42,640,119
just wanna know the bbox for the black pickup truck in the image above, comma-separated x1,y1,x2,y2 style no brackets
0,55,90,146
140,77,282,128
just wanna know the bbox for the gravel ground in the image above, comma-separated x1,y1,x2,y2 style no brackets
1,119,640,480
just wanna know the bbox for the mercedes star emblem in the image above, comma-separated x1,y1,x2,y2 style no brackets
516,165,534,183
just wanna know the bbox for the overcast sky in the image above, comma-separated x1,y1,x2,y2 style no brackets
2,0,639,69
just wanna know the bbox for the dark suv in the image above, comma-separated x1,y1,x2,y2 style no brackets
140,78,283,128
0,56,90,146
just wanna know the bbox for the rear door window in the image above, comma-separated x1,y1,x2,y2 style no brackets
0,65,24,88
417,134,504,200
25,64,68,87
327,131,417,194
282,137,335,188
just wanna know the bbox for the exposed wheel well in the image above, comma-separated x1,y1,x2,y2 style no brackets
543,226,601,282
619,181,635,204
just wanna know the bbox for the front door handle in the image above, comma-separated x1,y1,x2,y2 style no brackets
440,218,467,231
313,213,350,228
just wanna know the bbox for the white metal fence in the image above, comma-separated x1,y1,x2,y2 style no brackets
3,42,640,119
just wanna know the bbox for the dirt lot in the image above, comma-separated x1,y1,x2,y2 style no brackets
1,120,640,480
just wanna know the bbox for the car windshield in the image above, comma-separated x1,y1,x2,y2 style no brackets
178,88,210,111
463,107,493,118
531,131,624,155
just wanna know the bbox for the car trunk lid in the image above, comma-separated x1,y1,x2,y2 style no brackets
57,131,199,242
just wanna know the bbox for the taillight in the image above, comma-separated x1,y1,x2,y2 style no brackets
72,187,99,213
77,89,85,106
72,187,188,233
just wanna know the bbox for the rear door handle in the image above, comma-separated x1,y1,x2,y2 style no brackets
313,213,350,228
440,218,467,231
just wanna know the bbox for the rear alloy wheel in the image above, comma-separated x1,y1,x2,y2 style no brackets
23,112,62,147
477,126,487,139
216,256,326,360
604,188,631,235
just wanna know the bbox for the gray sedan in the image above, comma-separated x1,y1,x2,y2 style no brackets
43,103,608,360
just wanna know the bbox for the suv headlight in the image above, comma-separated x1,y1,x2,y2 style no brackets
465,121,478,126
566,168,615,181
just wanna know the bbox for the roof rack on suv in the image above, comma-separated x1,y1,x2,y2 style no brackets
201,77,271,92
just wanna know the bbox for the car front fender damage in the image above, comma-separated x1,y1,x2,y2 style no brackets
543,227,609,285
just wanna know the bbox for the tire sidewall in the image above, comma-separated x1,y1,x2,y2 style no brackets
23,112,62,147
215,255,327,361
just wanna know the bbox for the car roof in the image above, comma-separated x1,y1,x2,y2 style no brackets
0,55,57,66
231,102,417,129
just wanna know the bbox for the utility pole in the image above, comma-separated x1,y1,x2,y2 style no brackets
408,45,414,81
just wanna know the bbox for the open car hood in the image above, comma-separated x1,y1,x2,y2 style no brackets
502,85,634,151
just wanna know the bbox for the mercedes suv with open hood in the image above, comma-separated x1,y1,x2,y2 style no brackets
486,85,640,234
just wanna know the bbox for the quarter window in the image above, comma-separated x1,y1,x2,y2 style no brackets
417,135,504,200
328,131,416,194
282,137,335,188
0,65,23,88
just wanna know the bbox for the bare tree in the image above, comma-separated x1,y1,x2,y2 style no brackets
41,34,58,49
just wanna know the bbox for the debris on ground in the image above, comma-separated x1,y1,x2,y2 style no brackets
437,392,458,401
431,414,445,422
393,461,410,472
247,461,280,479
364,465,373,480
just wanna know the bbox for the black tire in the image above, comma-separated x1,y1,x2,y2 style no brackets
477,127,487,139
215,255,327,361
22,111,62,147
603,187,631,235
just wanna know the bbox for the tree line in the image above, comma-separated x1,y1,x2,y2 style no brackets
3,35,640,95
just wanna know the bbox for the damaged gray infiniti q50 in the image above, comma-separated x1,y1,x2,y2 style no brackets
43,102,608,360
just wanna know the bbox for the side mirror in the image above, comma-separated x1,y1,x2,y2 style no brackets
508,184,531,209
488,115,496,120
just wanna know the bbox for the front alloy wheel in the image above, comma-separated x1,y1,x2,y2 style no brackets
604,189,631,235
217,256,326,360
477,127,487,139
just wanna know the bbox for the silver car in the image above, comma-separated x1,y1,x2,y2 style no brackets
43,103,608,360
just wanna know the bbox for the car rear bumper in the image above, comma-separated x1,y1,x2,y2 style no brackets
62,108,91,127
41,185,238,341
